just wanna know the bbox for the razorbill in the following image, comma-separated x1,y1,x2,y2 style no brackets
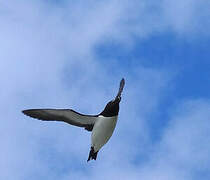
22,78,125,161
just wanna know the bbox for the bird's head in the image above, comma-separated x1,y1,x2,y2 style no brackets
100,78,125,117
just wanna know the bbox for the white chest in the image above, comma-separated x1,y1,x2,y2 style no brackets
91,115,118,152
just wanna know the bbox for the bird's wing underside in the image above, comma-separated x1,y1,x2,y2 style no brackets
22,109,98,131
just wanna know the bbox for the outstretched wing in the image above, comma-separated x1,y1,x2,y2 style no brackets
22,109,98,131
116,78,125,98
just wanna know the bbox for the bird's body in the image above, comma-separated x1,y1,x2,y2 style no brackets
22,78,125,161
91,115,118,152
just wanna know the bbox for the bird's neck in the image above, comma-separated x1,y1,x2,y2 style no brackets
100,102,119,117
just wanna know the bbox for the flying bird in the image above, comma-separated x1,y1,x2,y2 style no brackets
22,78,125,161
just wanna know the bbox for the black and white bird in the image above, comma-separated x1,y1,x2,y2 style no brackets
22,78,125,161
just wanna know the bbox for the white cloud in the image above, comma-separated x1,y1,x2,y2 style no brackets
160,100,210,170
162,0,210,36
0,0,210,179
61,99,210,180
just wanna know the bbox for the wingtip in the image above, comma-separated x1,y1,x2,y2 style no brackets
22,110,27,114
120,78,125,90
22,109,32,117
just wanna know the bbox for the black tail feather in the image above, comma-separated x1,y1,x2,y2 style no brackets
87,147,98,162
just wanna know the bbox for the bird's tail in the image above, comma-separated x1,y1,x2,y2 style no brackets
87,147,98,162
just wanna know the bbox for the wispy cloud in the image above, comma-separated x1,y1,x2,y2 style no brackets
59,99,210,180
161,0,210,36
0,0,210,179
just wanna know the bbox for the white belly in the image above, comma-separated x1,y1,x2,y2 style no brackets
91,115,118,152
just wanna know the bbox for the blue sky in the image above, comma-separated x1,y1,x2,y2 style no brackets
1,0,210,179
